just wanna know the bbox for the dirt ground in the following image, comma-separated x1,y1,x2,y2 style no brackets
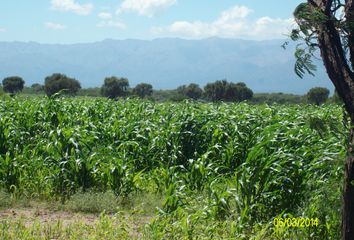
0,207,152,234
0,207,155,239
0,208,100,227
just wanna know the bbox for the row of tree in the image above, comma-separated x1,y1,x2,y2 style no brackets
175,80,254,102
1,74,333,105
1,74,81,97
1,74,255,102
94,77,255,102
100,76,153,99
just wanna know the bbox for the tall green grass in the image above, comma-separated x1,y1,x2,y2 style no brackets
0,97,345,238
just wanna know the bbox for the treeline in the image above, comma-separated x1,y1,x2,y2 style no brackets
0,74,338,105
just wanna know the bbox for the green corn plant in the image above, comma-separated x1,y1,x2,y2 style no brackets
0,97,345,238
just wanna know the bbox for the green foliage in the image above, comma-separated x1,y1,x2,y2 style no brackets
289,1,351,78
204,79,227,101
204,80,253,102
330,89,343,104
30,83,45,93
152,89,178,102
307,87,330,105
252,93,305,104
293,47,317,78
0,98,345,238
227,82,253,101
293,2,328,35
77,87,101,97
65,191,119,213
0,190,12,209
177,83,203,100
101,76,129,99
2,76,25,95
0,212,135,239
133,83,153,99
44,73,81,97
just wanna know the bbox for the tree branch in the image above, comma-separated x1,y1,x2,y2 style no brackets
325,0,334,14
317,19,354,118
308,0,320,7
345,0,354,68
310,0,332,10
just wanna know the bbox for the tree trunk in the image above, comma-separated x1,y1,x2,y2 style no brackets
344,17,354,240
317,22,354,240
307,1,354,238
317,20,354,240
345,0,354,68
343,124,354,239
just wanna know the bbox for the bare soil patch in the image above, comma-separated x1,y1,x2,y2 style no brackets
0,207,152,227
0,208,98,227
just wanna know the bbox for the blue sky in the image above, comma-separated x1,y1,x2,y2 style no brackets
0,0,304,43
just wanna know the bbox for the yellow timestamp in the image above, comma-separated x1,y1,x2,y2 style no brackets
273,217,319,228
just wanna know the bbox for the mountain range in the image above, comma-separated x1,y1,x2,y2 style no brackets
0,38,333,94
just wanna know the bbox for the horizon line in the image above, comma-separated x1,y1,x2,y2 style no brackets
0,37,288,45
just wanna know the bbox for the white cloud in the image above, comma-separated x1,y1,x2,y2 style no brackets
97,11,125,29
216,5,253,23
152,5,295,40
97,20,126,29
118,0,177,17
45,22,67,30
50,0,93,15
252,17,294,38
0,28,5,32
98,12,112,20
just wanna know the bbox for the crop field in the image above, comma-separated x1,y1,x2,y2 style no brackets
0,97,346,239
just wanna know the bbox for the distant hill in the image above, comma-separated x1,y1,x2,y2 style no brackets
0,38,333,94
